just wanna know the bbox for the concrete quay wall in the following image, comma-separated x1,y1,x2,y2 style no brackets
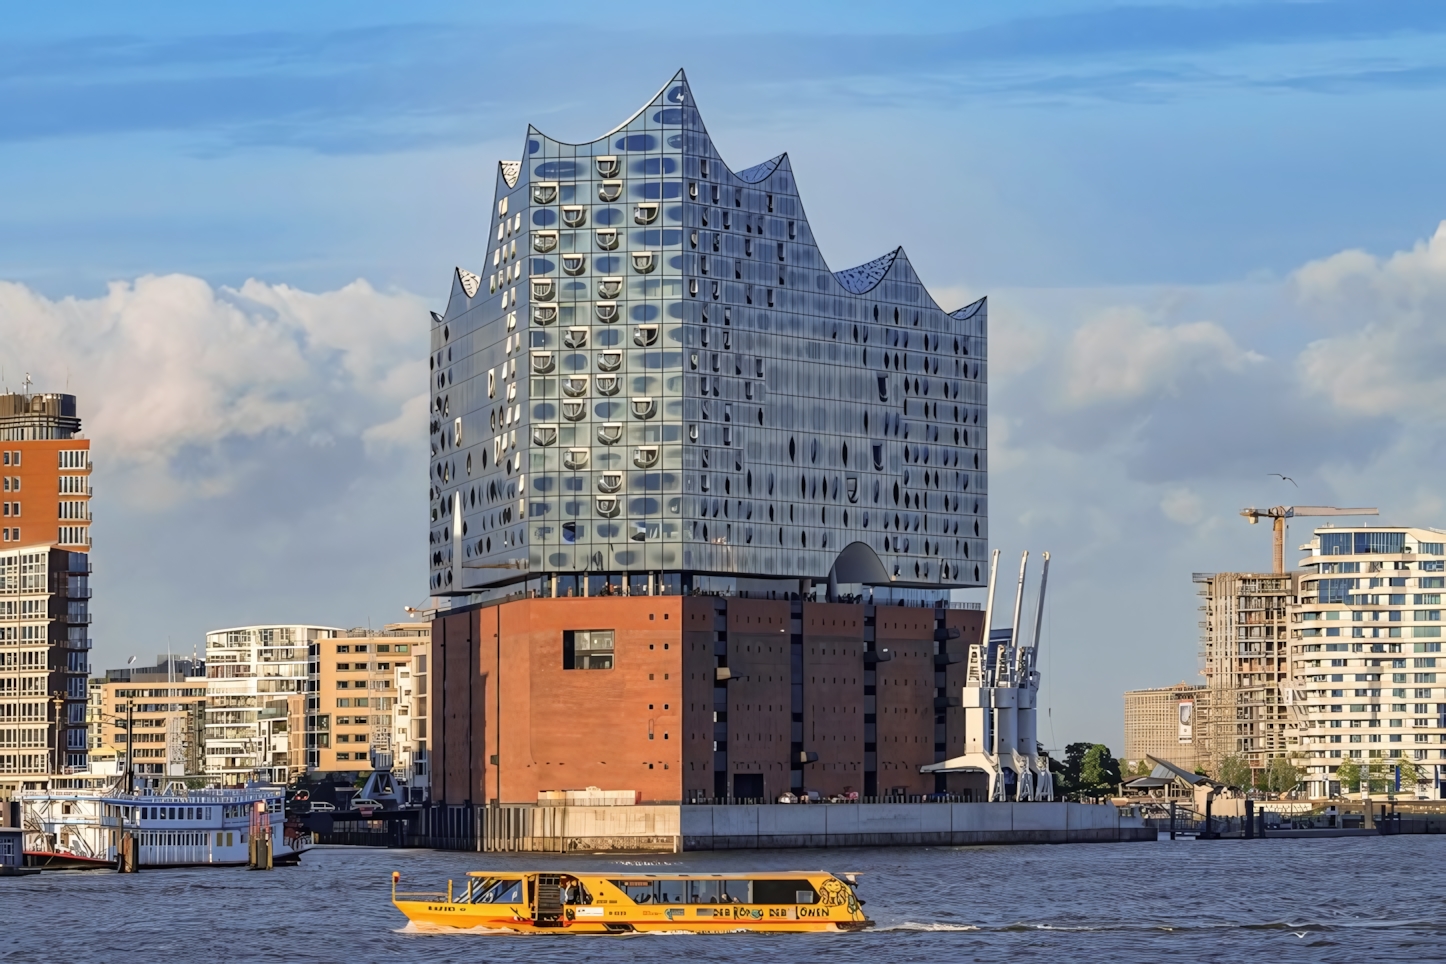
497,802,1150,852
682,801,1151,850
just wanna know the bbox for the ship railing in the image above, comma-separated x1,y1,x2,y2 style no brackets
117,789,283,803
394,890,450,902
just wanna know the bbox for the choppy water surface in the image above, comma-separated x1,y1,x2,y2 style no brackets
5,836,1445,962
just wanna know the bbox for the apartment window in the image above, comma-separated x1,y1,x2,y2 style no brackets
563,630,614,670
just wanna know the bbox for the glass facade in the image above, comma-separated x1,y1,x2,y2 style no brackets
429,72,987,597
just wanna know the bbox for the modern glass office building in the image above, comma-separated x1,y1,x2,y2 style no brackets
429,71,987,599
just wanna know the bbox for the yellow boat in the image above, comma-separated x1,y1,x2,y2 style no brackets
391,869,873,933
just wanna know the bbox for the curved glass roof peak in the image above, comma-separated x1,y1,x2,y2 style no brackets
736,154,786,184
834,248,903,294
950,296,988,320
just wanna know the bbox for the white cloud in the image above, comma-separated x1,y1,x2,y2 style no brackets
1159,487,1205,526
1061,306,1262,406
0,274,426,503
1295,219,1446,418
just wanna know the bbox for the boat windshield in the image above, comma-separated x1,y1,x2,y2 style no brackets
463,877,524,904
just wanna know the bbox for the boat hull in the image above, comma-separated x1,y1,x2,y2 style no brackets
24,851,114,871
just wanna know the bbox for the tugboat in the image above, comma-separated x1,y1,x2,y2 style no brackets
391,869,872,933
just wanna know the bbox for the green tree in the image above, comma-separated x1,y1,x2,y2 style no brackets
1217,753,1252,789
1336,759,1361,793
1051,742,1094,799
1079,744,1123,798
1265,756,1299,794
1367,760,1393,794
1396,756,1421,789
1126,758,1154,778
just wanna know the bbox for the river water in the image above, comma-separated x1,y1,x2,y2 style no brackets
5,836,1444,962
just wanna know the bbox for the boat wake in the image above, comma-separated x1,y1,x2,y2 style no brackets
394,920,535,936
875,918,1440,936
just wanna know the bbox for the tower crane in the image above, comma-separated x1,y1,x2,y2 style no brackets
1240,505,1379,574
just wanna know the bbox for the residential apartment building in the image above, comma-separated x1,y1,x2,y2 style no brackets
0,390,93,789
87,656,206,786
0,547,91,789
1195,571,1298,780
204,624,339,785
392,630,431,799
1123,682,1205,772
0,390,93,552
313,623,429,779
1289,526,1446,799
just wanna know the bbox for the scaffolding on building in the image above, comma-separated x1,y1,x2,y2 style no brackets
1196,571,1299,782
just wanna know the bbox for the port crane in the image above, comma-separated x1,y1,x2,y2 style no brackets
1240,505,1379,574
922,549,1053,802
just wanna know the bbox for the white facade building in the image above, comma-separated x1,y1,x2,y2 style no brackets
1289,526,1446,799
204,624,339,785
392,632,430,802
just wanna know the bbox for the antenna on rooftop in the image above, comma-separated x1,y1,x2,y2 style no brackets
22,373,33,395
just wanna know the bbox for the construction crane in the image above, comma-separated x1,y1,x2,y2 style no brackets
1240,505,1379,574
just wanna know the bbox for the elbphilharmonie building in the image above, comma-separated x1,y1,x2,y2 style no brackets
429,71,987,600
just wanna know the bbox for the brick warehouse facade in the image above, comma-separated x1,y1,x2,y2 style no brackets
431,596,984,804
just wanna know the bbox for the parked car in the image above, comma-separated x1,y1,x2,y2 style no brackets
308,802,336,813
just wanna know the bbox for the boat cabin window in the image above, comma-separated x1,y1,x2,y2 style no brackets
558,877,592,904
689,879,751,904
466,877,524,904
612,879,656,903
753,879,817,904
610,878,815,905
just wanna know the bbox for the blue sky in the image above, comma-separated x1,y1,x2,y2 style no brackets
4,0,1446,750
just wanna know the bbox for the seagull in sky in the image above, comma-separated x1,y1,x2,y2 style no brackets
1269,473,1298,487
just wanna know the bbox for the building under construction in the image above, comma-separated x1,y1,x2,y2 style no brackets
1195,571,1301,780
